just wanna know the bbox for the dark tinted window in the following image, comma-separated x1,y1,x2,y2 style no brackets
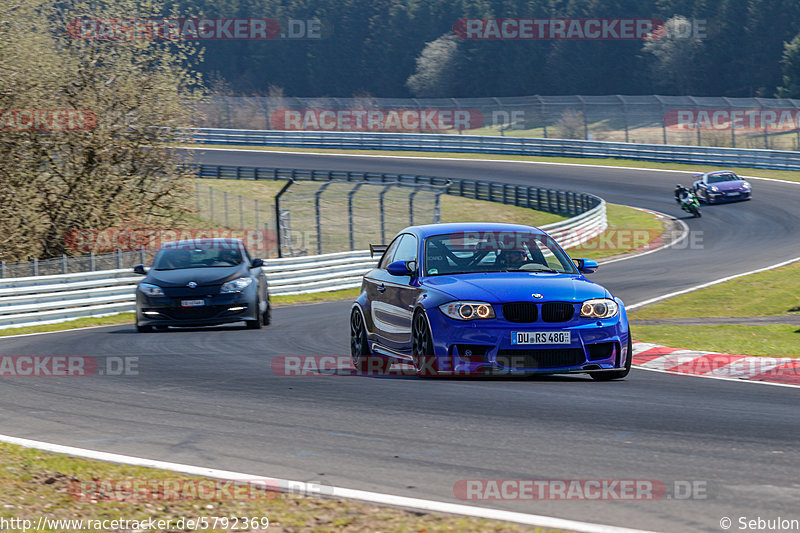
378,236,402,269
392,234,418,264
153,245,243,270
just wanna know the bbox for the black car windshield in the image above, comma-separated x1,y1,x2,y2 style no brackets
152,246,243,270
423,231,578,276
707,173,739,183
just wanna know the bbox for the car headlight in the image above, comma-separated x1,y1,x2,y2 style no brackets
710,186,719,192
138,283,164,297
439,301,495,320
742,183,751,189
220,277,253,293
580,298,619,319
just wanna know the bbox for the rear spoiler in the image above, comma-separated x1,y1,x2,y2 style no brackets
370,244,387,258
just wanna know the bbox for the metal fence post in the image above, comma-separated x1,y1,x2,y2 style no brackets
116,249,122,269
409,189,420,226
32,258,38,276
314,182,334,255
379,185,392,244
224,191,229,227
0,261,5,278
61,254,68,274
209,186,214,223
274,179,295,258
89,252,95,272
347,183,364,251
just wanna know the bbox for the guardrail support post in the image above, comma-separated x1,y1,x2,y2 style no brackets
61,254,67,274
140,247,145,265
32,258,38,276
89,252,95,272
0,261,5,278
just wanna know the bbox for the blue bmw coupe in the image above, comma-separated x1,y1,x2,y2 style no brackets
351,223,631,380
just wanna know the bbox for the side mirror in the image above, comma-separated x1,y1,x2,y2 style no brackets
573,258,598,274
133,264,147,275
387,260,414,277
251,258,264,268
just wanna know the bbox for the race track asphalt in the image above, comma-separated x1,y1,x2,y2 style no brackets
1,148,798,532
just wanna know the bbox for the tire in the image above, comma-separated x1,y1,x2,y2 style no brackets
245,299,263,329
262,298,271,326
412,310,439,377
694,206,702,218
136,324,153,333
591,336,632,381
350,308,387,374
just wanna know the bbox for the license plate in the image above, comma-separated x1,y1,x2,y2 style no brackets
181,299,205,307
512,331,571,345
727,192,739,196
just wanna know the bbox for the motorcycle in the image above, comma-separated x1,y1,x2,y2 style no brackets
679,191,702,218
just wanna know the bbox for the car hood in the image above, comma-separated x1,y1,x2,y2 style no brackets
144,265,247,288
712,181,747,191
423,272,611,302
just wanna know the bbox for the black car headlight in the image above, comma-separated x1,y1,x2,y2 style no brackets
220,277,253,294
580,298,619,319
439,301,495,320
138,282,164,297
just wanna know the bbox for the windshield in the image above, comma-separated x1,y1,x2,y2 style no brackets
423,231,578,276
152,246,243,270
707,173,740,184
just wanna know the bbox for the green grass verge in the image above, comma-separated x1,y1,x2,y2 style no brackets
630,261,800,357
570,204,664,261
0,313,136,338
633,325,800,357
185,144,800,183
272,288,360,307
631,261,800,320
0,442,562,533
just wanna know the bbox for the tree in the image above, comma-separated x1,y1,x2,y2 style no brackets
0,0,202,261
406,33,461,97
777,33,800,98
641,16,705,94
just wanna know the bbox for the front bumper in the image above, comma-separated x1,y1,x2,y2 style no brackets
136,291,258,327
425,307,630,375
706,190,751,202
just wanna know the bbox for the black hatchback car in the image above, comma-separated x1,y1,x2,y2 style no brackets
133,238,270,332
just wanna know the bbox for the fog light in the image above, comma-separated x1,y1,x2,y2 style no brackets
228,306,246,311
143,311,160,316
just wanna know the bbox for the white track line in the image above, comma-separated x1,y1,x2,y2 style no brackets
0,434,654,533
601,207,689,265
632,365,800,389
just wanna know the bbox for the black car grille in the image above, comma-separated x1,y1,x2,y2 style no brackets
587,342,617,361
541,302,575,322
496,348,585,369
502,302,538,323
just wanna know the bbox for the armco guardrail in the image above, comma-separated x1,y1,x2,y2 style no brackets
0,205,605,329
193,164,601,219
186,128,800,171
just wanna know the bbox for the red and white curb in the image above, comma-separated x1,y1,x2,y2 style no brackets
632,342,800,387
